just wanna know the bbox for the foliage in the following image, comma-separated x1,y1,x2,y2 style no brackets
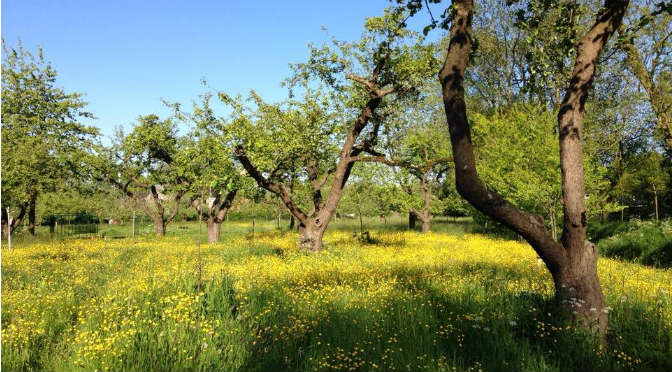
1,42,99,221
598,220,672,267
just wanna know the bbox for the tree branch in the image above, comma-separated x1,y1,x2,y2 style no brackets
235,144,309,224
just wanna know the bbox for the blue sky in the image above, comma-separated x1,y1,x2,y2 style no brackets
2,0,434,140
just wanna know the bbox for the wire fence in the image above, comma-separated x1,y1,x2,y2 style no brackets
43,213,99,238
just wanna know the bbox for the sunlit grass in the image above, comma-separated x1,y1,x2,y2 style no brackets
2,225,670,371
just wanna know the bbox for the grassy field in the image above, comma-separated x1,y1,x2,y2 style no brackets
1,219,670,371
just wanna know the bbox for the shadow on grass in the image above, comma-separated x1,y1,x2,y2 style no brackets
220,261,672,372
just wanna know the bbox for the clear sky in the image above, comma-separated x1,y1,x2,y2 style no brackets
2,0,423,140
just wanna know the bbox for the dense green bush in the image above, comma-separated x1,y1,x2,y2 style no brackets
642,241,672,268
587,219,628,243
598,220,672,268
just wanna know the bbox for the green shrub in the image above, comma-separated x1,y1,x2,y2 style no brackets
598,221,672,265
587,219,628,243
642,241,672,268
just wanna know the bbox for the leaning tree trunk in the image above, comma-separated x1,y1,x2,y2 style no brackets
438,0,627,332
206,217,221,243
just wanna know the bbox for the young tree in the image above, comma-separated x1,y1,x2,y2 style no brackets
101,115,188,236
231,9,437,251
1,42,99,237
422,0,629,330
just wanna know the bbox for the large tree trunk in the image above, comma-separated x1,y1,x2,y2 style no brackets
554,247,607,328
298,223,324,251
207,217,221,243
421,212,431,233
153,218,166,236
438,0,627,332
28,195,37,235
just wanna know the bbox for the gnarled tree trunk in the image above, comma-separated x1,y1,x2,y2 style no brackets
438,0,628,332
298,222,324,251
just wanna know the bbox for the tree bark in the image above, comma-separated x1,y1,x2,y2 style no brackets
550,207,557,242
421,213,431,233
289,214,295,230
408,211,417,230
153,218,166,236
298,222,324,251
654,189,659,223
207,217,221,243
420,176,432,233
439,0,628,332
28,194,37,235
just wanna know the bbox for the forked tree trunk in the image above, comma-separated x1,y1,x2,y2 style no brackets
438,0,628,332
207,217,221,243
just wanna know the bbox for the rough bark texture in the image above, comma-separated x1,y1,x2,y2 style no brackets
207,218,221,243
153,218,166,236
299,223,324,252
439,0,628,332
